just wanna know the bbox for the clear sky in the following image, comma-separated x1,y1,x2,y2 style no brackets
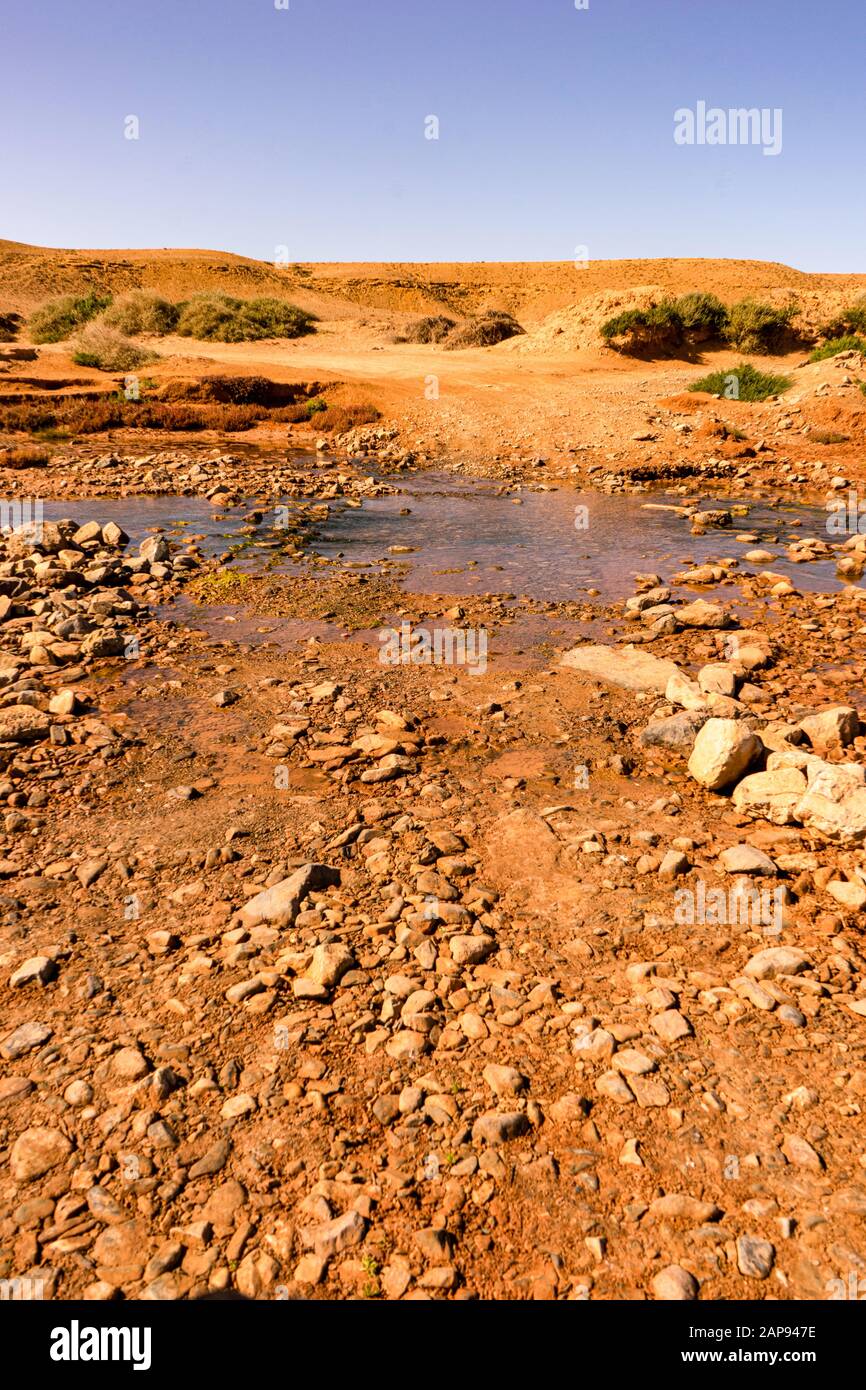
2,0,863,270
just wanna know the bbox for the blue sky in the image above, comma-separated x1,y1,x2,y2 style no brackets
2,0,863,270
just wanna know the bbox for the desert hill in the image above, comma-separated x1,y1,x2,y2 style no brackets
2,240,865,328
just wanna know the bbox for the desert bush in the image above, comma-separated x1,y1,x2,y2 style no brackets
0,396,261,434
277,396,329,423
397,315,456,344
28,292,111,343
688,362,791,401
305,401,381,432
444,311,525,349
72,323,158,372
195,375,304,406
158,375,309,408
0,445,50,468
0,402,62,431
602,293,745,355
675,292,729,339
818,298,866,339
600,299,685,354
809,335,866,362
197,374,276,405
279,403,312,423
0,311,23,343
176,293,316,342
124,401,258,431
808,429,850,444
102,290,179,335
174,294,237,340
724,300,798,353
6,399,125,432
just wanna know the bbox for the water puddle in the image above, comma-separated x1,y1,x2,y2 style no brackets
309,474,849,601
42,470,853,651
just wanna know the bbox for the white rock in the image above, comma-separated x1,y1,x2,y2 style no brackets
732,768,807,824
698,663,738,697
745,946,811,981
651,1265,699,1300
237,863,340,929
827,880,866,910
687,719,761,791
666,671,707,711
718,844,777,875
560,644,681,693
799,706,859,752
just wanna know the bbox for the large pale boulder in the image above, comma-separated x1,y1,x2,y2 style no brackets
10,1127,72,1182
677,599,731,629
303,943,355,990
718,844,777,875
698,664,738,697
799,706,859,753
766,747,825,776
719,630,773,672
745,946,811,981
665,671,707,711
237,863,340,929
732,768,808,824
560,644,680,693
687,719,762,791
795,764,866,845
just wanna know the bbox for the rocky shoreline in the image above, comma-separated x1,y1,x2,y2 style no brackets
1,451,866,1303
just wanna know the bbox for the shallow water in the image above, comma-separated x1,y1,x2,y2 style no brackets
42,468,851,605
311,474,846,600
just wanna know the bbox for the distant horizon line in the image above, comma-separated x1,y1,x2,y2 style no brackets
2,239,865,278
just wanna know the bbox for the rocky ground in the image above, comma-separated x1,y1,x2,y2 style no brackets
2,451,866,1305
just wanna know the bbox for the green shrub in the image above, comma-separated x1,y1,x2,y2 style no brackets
72,323,158,372
601,299,684,354
176,293,316,342
29,292,112,343
809,335,866,362
102,290,179,335
280,395,328,421
444,311,524,349
601,293,728,354
688,361,792,401
818,300,866,338
302,400,381,432
675,292,728,338
724,299,798,353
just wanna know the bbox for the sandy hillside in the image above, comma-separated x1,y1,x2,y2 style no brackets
2,239,865,323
